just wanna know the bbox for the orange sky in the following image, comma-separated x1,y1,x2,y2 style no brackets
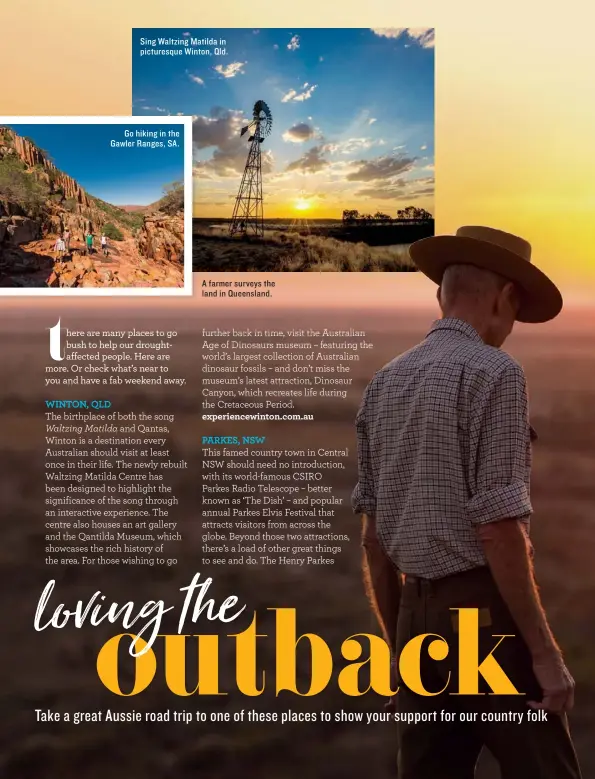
2,0,595,304
3,274,594,326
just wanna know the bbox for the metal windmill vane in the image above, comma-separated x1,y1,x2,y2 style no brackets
229,100,273,238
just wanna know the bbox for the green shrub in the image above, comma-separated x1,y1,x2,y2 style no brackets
158,180,184,215
0,156,49,216
90,196,143,230
103,222,124,241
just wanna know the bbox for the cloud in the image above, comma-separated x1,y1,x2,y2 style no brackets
355,176,435,200
368,118,377,125
213,62,247,79
323,138,387,155
346,154,417,181
287,34,300,51
355,181,406,199
192,106,274,178
141,105,168,114
187,71,205,86
282,122,317,143
324,138,375,154
420,144,427,150
319,56,324,62
273,43,279,50
281,83,317,102
286,145,330,173
407,29,435,48
371,28,435,48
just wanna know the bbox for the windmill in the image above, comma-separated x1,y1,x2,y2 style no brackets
229,100,273,238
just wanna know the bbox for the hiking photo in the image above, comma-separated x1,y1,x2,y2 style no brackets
0,118,191,292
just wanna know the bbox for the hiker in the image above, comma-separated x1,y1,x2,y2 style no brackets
53,235,66,260
101,233,109,257
85,232,93,255
63,229,70,254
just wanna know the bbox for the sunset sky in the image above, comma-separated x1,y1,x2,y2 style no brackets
131,28,435,219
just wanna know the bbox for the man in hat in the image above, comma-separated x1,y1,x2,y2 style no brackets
353,226,581,778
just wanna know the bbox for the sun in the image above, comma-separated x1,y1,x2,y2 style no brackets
294,197,311,212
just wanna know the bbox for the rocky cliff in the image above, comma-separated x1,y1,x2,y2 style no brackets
0,127,112,248
9,130,92,209
136,213,184,265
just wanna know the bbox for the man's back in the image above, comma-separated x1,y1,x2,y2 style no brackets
352,317,533,578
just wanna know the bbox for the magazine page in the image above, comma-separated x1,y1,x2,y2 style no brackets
1,14,592,779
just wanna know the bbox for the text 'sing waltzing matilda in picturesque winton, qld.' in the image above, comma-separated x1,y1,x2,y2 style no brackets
132,28,435,272
0,120,189,291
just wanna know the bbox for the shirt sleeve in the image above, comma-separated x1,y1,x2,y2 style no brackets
465,360,532,525
351,382,376,515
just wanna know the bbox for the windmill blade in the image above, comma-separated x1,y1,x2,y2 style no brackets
240,125,249,137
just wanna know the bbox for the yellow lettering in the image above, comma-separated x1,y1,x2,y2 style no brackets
338,633,396,696
96,633,156,696
454,608,520,695
272,608,333,695
231,612,266,696
164,634,223,695
398,633,450,695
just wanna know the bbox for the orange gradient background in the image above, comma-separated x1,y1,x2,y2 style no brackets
3,0,595,306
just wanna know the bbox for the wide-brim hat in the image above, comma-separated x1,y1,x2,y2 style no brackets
409,225,562,323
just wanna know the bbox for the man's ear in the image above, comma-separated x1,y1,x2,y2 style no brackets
499,281,517,313
436,286,442,305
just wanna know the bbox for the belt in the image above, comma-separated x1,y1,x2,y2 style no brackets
403,566,494,599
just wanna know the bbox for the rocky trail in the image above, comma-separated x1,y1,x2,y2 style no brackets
0,234,184,288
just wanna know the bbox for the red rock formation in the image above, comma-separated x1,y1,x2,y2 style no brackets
137,213,184,264
3,128,92,209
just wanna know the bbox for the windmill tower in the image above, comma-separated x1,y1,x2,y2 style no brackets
229,100,273,238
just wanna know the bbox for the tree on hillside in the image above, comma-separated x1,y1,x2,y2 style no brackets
373,211,391,221
0,155,49,216
159,180,184,215
103,222,124,241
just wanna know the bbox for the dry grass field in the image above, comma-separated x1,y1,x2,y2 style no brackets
193,225,416,273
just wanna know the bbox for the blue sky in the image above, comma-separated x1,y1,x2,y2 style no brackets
132,28,434,217
8,124,185,205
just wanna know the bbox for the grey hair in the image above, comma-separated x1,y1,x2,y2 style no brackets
439,263,508,313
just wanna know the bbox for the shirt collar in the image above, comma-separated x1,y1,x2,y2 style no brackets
426,317,485,345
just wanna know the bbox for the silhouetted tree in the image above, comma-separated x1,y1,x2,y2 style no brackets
342,209,359,224
397,206,433,221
